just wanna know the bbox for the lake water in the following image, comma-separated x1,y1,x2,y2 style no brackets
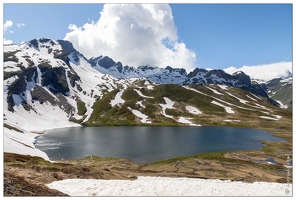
37,126,285,163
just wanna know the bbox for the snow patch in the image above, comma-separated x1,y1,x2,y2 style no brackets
136,100,145,108
159,97,175,119
260,116,279,120
211,100,234,114
205,86,223,95
128,107,151,124
276,100,288,109
217,84,228,90
178,117,192,124
147,85,154,90
134,89,153,98
250,93,262,100
273,115,282,119
246,95,257,102
226,92,248,104
185,106,201,115
183,86,254,112
223,119,241,122
110,89,125,107
280,76,292,84
255,103,269,110
177,117,201,126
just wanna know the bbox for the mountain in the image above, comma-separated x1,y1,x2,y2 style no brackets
89,56,188,84
3,38,289,129
3,38,292,159
259,75,292,111
89,55,274,100
4,38,121,131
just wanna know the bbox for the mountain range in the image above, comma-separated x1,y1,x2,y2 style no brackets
3,38,292,133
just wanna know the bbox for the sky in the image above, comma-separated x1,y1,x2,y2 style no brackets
2,2,293,79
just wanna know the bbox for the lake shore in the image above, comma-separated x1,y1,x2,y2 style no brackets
3,119,293,196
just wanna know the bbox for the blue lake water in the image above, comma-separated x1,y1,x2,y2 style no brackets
37,126,285,163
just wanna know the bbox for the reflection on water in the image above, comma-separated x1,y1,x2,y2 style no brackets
37,126,285,163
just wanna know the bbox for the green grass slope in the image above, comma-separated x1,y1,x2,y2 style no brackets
83,81,292,131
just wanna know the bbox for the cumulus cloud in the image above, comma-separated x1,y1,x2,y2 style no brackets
223,62,292,81
4,20,13,33
4,38,13,45
64,4,196,72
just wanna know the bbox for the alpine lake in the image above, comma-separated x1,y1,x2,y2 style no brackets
37,126,286,163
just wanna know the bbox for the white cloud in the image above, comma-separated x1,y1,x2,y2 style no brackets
64,4,196,72
4,20,13,33
17,23,25,28
223,62,292,81
4,38,13,45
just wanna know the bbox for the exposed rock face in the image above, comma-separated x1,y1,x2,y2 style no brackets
40,67,69,95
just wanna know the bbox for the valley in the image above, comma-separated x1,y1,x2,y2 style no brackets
3,38,292,196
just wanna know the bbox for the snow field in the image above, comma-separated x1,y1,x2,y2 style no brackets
3,97,80,133
46,176,292,196
3,127,50,161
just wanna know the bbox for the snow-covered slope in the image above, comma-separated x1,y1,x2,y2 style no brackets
3,38,139,131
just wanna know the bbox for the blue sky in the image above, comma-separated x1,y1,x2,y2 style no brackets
3,3,292,74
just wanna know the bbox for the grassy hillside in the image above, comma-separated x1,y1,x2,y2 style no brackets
83,81,292,130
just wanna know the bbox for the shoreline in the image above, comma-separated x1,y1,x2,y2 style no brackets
35,124,287,163
4,122,293,196
9,122,289,163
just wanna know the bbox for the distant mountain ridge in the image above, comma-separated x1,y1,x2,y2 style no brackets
87,48,274,100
